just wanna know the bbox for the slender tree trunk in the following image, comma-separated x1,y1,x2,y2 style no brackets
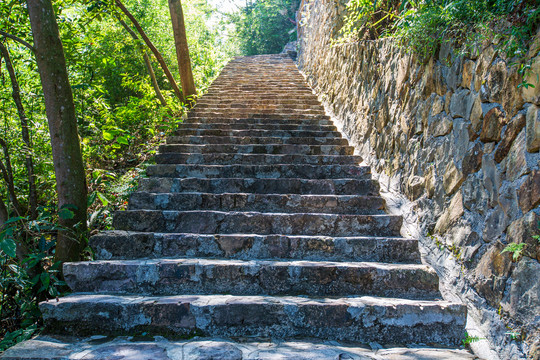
117,18,168,107
0,43,38,219
26,0,88,263
0,138,22,216
168,0,196,104
115,0,184,102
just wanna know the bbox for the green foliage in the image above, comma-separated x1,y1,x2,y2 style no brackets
501,242,526,261
338,0,539,62
462,331,482,346
231,0,300,55
506,330,522,340
0,210,68,351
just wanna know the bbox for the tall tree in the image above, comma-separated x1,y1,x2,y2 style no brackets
168,0,196,103
115,0,184,102
26,0,88,263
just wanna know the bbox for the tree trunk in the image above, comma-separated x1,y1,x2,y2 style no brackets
26,0,88,263
0,138,23,216
117,18,168,107
0,42,38,219
115,0,184,102
168,0,196,104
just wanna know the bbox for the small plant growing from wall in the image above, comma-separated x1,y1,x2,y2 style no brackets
501,243,526,262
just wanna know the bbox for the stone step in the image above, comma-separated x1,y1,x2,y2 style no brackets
158,144,355,156
63,259,439,299
207,85,312,90
195,103,324,110
166,135,349,145
154,153,362,166
183,117,333,126
40,294,466,346
211,77,306,81
0,336,476,360
90,231,421,263
176,122,335,132
138,177,379,195
145,164,371,179
194,106,325,113
174,128,340,138
190,99,324,107
187,113,330,121
209,81,312,86
205,91,315,97
128,192,385,214
112,210,402,237
195,99,322,106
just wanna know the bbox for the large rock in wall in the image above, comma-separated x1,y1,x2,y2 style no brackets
297,1,540,359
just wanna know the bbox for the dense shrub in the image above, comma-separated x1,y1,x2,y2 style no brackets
338,0,539,60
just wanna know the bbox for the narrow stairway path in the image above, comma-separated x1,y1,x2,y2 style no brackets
1,55,475,359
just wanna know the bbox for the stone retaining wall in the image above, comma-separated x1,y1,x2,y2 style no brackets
297,1,540,359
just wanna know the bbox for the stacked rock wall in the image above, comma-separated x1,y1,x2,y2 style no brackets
297,1,540,359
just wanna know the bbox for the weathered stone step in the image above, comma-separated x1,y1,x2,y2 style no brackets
64,259,439,299
158,144,354,156
113,210,402,237
192,106,322,113
90,231,421,263
176,122,335,132
40,294,466,346
195,102,323,110
191,98,323,105
195,99,321,106
138,177,379,195
209,79,307,84
205,91,315,97
154,153,362,166
128,192,385,214
187,113,329,121
210,81,307,87
207,85,312,90
146,164,371,179
183,117,332,126
0,336,476,360
167,135,348,146
174,129,340,138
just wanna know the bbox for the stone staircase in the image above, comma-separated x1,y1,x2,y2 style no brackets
1,55,474,359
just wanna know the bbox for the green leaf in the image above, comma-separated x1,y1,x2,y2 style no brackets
58,208,75,220
102,130,115,141
116,136,129,145
87,192,97,207
97,192,110,206
40,272,50,291
4,216,25,225
0,237,17,258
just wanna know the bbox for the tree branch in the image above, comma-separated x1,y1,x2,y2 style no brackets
116,17,168,107
0,31,35,53
115,0,184,102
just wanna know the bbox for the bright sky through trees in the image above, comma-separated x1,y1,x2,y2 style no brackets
208,0,245,13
